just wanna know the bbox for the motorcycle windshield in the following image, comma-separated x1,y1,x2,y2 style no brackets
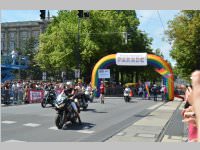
56,93,67,104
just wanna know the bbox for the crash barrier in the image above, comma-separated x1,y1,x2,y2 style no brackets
26,89,63,104
26,89,44,103
1,88,63,105
105,87,124,96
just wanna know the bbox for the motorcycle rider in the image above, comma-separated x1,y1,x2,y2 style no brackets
62,86,82,125
124,85,131,102
85,83,93,102
73,81,88,106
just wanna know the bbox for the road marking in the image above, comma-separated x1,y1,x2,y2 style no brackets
48,126,59,130
137,133,156,138
2,121,16,124
116,132,126,136
23,123,41,127
76,130,95,134
4,140,26,142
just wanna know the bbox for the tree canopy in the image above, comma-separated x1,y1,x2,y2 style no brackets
35,10,158,82
166,10,200,80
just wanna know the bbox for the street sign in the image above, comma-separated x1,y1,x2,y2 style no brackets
42,72,47,80
74,69,80,78
98,69,110,79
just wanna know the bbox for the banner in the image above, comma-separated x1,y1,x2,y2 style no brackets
28,90,44,103
116,53,147,66
98,69,110,79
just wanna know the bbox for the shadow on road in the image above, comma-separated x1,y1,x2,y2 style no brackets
82,108,108,114
62,122,96,130
128,100,138,103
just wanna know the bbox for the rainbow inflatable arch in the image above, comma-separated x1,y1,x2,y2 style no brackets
91,53,174,101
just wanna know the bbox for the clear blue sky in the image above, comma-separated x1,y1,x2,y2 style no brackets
1,10,180,66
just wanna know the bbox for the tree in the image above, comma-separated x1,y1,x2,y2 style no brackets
35,10,154,82
166,10,200,80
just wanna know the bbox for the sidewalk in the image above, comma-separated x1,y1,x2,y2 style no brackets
106,98,185,142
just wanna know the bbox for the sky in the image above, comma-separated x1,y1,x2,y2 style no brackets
1,10,180,66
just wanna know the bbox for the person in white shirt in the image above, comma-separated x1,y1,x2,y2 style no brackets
11,50,18,65
17,81,23,104
12,82,18,104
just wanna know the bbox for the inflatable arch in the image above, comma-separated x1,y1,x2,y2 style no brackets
91,53,174,101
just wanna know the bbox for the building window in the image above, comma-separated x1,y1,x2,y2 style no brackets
1,41,5,51
32,31,39,38
9,32,15,40
20,31,28,40
1,32,5,39
9,41,15,50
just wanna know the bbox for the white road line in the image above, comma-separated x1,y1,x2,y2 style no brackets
23,123,41,127
48,126,59,130
76,130,95,134
2,121,17,124
4,140,26,142
116,132,126,136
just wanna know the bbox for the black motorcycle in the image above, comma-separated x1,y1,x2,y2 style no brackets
84,89,94,103
54,93,79,129
41,88,56,108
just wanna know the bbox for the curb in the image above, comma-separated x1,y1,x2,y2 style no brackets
105,99,183,142
155,100,183,142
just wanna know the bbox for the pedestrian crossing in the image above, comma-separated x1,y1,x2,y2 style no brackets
2,120,96,142
2,121,17,124
23,123,41,127
2,120,95,132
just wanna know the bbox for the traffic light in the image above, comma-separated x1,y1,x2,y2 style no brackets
84,11,90,18
40,10,46,20
78,10,83,18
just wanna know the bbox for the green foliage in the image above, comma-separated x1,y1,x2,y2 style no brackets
166,10,200,79
35,10,156,81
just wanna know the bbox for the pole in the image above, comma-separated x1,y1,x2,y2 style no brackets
77,17,81,80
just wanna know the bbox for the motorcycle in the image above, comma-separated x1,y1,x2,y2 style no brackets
41,88,56,108
124,88,131,102
74,95,88,111
84,89,94,103
54,93,79,129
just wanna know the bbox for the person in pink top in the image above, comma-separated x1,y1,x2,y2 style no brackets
190,71,200,142
182,84,198,142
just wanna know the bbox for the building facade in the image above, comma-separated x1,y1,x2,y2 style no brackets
1,21,42,56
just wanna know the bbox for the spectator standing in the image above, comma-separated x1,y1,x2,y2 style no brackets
17,81,23,104
182,85,198,142
100,80,105,104
190,71,200,141
160,85,167,101
151,84,158,101
12,82,18,104
4,82,11,104
11,50,18,65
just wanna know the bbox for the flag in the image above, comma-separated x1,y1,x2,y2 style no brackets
145,83,150,97
155,68,168,76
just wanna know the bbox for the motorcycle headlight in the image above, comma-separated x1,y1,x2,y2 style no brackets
74,98,78,103
55,103,65,109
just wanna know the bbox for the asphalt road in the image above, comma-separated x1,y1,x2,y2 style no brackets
2,97,161,142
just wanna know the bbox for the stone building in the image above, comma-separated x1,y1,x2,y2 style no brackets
1,21,42,56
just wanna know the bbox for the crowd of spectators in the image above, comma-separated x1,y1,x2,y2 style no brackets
1,80,75,105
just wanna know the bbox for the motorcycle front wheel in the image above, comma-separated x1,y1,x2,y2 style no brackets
41,99,47,108
55,114,64,129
